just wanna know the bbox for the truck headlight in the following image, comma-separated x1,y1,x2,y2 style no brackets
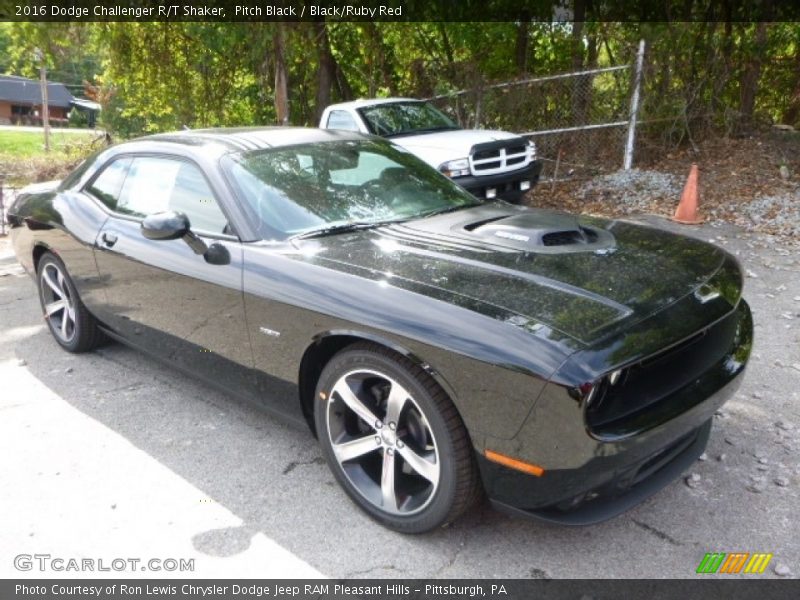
439,159,470,178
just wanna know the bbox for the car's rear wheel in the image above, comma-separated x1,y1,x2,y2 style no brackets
37,252,104,353
314,343,481,533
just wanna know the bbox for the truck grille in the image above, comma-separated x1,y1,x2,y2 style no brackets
469,139,530,176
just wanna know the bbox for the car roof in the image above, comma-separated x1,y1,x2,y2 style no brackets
325,98,422,111
126,127,369,154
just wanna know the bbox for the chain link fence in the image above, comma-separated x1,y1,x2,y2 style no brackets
428,42,646,183
0,176,19,236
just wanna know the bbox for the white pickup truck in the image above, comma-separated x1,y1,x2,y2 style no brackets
319,98,542,202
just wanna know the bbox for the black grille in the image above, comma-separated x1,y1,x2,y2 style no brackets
585,306,747,438
474,148,500,160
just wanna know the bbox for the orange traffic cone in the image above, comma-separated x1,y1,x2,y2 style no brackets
672,163,704,224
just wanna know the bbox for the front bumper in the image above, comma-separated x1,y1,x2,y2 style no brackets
485,418,713,525
479,299,752,524
454,160,542,202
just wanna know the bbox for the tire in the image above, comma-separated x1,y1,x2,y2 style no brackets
37,252,105,353
314,342,481,533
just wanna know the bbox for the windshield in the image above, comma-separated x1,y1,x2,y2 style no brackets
223,139,481,240
357,102,459,137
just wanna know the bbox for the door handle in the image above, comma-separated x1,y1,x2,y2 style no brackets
101,232,118,247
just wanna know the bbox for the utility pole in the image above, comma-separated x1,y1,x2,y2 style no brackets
34,48,50,153
623,39,646,170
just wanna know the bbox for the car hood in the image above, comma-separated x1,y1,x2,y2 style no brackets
392,129,522,167
292,204,739,345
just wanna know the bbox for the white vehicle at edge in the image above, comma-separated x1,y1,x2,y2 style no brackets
319,97,543,202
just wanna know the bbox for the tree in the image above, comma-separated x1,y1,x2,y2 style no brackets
273,22,289,125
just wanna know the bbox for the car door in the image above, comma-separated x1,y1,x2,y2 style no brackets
90,154,256,396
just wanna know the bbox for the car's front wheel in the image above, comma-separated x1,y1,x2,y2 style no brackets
314,343,480,533
37,252,104,353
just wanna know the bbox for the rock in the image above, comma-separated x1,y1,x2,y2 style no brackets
776,284,787,292
751,391,763,399
793,363,800,372
794,296,800,302
774,563,792,577
775,359,785,368
757,465,769,472
758,457,769,465
775,421,793,431
16,358,27,367
698,453,708,461
746,269,759,278
724,437,736,446
779,165,790,181
64,367,73,374
746,482,765,494
685,473,702,488
717,453,727,462
774,477,789,487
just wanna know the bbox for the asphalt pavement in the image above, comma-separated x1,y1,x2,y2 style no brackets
0,216,798,579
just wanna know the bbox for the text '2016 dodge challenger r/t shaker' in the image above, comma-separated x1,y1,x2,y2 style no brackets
7,127,752,533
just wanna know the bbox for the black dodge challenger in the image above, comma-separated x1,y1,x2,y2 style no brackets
7,128,752,533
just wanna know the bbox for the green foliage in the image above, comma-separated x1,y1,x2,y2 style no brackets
2,20,799,137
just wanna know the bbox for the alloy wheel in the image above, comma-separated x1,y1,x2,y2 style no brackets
325,369,441,515
40,262,76,343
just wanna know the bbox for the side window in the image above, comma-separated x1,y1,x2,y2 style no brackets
117,157,230,234
326,110,359,131
86,157,132,211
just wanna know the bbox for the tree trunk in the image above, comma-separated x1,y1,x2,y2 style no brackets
571,0,585,72
314,21,336,123
570,0,586,126
273,23,289,125
739,21,769,131
515,11,530,75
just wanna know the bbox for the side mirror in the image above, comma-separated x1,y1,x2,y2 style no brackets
141,211,190,241
141,210,208,255
204,242,230,266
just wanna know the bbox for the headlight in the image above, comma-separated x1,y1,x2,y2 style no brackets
527,140,537,161
439,158,470,178
570,367,626,407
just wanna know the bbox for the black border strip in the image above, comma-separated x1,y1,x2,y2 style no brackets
1,1,800,22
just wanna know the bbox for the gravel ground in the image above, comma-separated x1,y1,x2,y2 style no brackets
576,168,684,214
564,168,800,245
0,214,798,580
737,191,800,239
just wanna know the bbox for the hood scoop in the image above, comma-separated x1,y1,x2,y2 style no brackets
460,212,616,254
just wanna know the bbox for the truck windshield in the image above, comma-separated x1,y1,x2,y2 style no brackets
222,138,481,240
357,102,459,138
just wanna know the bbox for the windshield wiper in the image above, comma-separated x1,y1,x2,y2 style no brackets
290,219,404,241
387,126,460,137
